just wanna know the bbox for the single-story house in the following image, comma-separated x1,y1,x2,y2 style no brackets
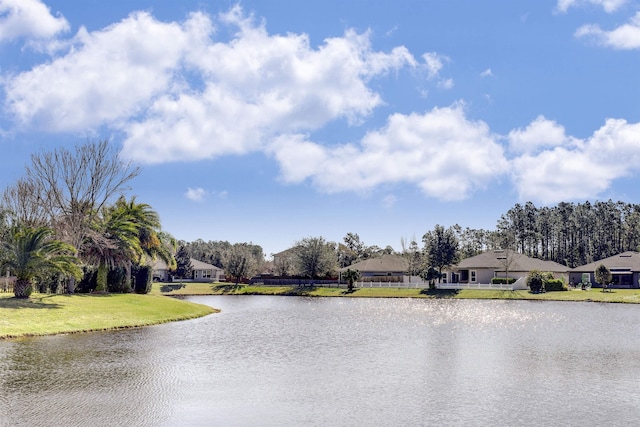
340,254,408,282
447,250,569,284
153,258,225,283
569,251,640,288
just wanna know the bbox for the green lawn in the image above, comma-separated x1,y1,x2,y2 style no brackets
0,293,217,340
152,282,640,303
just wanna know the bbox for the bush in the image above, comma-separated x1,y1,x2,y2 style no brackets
527,270,544,293
108,267,130,293
491,277,516,285
133,265,152,294
76,268,98,293
544,278,567,292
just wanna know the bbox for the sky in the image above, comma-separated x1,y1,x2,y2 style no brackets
0,0,639,257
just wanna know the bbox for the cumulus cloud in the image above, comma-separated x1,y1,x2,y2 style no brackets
555,0,628,13
0,0,69,42
269,104,507,201
510,118,640,203
507,115,574,155
3,4,639,207
4,11,211,131
2,6,425,162
575,12,640,49
185,187,207,201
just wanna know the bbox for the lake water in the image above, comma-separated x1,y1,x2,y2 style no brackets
1,296,640,426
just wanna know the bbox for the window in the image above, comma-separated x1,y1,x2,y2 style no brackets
470,270,477,283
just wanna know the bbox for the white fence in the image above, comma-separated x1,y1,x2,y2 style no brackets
355,277,527,291
435,282,514,290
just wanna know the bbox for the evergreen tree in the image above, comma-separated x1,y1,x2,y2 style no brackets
175,245,193,280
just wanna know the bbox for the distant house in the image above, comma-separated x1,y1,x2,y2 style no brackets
271,248,298,276
153,258,225,283
448,250,568,284
570,251,640,288
340,254,408,281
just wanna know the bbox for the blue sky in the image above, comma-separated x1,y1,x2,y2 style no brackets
0,0,639,256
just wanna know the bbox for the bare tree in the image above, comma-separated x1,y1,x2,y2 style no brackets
401,236,423,279
1,178,48,227
497,248,517,283
24,139,140,251
21,139,140,292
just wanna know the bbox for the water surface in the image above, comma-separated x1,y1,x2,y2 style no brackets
1,296,639,426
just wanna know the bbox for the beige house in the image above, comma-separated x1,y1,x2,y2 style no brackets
448,250,568,284
271,248,297,275
340,254,408,281
153,258,225,283
570,251,640,288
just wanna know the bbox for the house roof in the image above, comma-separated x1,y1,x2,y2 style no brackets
272,248,297,258
190,258,223,271
571,251,640,273
455,250,568,273
153,258,222,271
340,254,408,273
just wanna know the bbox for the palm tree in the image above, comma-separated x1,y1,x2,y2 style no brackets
82,196,175,293
82,202,142,292
1,226,81,298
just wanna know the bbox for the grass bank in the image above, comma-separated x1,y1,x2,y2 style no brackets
0,293,217,340
152,282,640,304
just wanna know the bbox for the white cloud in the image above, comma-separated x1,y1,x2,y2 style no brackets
507,115,574,155
422,52,454,89
0,0,69,42
422,52,444,79
510,118,640,203
2,6,426,163
556,0,628,13
185,187,207,201
382,194,397,208
480,68,493,78
5,11,211,131
270,104,507,201
575,12,640,49
438,78,454,89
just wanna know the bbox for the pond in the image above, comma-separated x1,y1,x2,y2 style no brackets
1,296,640,426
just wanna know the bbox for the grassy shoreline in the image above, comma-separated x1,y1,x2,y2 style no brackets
0,293,217,340
3,282,639,340
152,282,640,304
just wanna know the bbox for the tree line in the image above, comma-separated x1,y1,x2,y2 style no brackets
495,200,640,268
180,198,640,285
3,141,637,297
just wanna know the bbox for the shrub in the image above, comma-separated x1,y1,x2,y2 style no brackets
491,277,516,285
527,270,544,293
133,265,152,294
544,278,567,292
108,267,129,293
76,268,98,293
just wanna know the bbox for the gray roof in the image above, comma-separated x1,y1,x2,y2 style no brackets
571,251,640,273
153,258,222,271
455,250,568,273
340,254,408,273
189,258,223,271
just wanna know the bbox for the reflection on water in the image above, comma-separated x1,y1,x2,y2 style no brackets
1,297,640,426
